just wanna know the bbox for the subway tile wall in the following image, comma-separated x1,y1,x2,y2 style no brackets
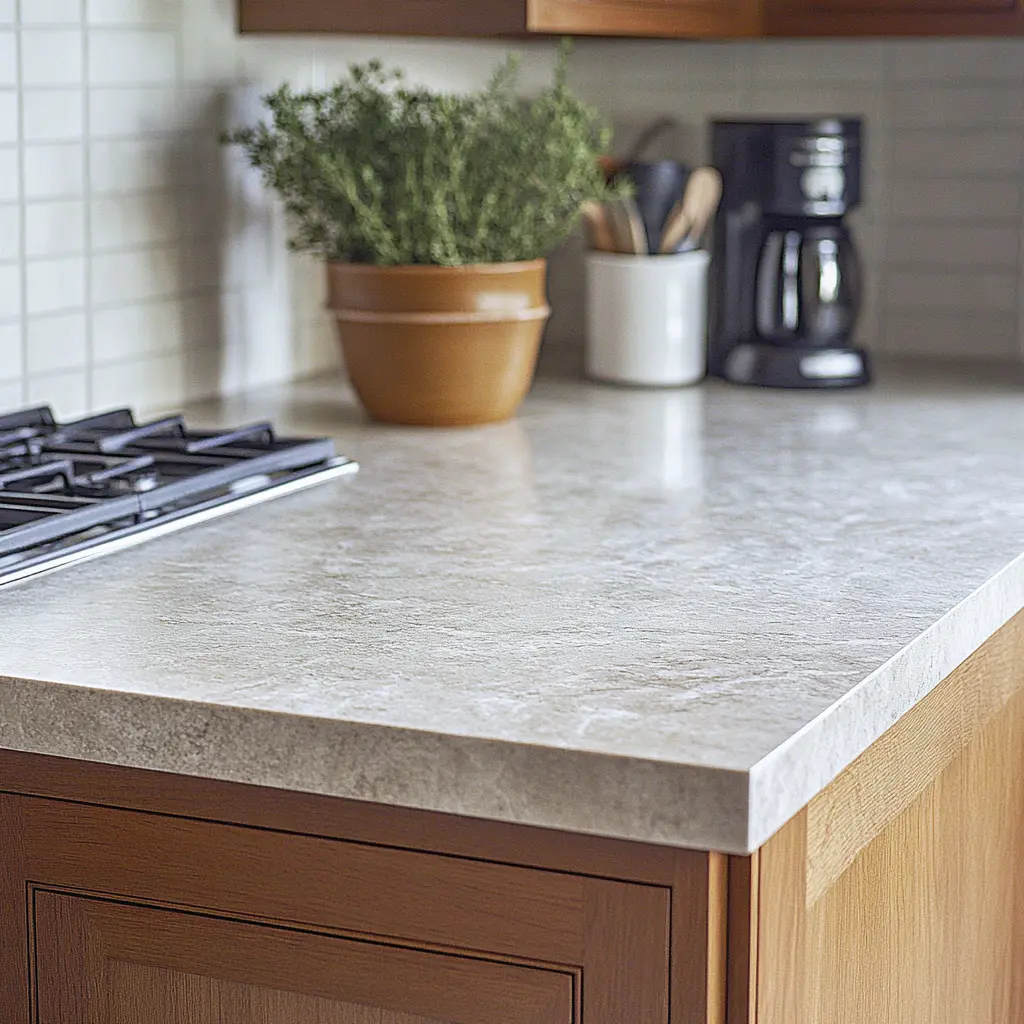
0,3,1022,418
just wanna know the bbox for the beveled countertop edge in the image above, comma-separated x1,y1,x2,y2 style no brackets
747,549,1024,852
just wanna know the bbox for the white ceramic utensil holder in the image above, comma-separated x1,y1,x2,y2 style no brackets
585,250,710,387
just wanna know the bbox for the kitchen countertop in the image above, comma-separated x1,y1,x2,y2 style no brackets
1,362,1023,854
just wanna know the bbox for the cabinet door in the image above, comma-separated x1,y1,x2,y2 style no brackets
527,0,761,36
766,0,1021,34
782,0,1013,9
1,795,670,1024
238,0,528,36
34,891,573,1024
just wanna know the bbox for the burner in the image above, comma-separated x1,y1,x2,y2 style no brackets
0,405,357,587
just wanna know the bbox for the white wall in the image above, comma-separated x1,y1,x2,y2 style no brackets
0,1,1022,417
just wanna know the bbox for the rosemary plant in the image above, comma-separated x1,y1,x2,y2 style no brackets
223,48,616,266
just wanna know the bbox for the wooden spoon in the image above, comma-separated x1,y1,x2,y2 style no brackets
580,200,617,253
658,167,723,254
609,197,648,255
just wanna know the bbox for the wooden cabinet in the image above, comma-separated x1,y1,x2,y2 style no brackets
526,0,760,38
0,757,727,1024
3,613,1023,1024
237,0,761,37
35,893,573,1024
728,611,1024,1024
236,0,1024,36
764,0,1024,34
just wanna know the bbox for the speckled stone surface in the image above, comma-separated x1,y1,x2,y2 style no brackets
1,362,1023,854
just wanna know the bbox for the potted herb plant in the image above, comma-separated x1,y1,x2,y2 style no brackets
224,50,616,426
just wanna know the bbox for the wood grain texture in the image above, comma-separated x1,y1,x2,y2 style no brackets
109,964,449,1024
805,611,1024,903
0,748,717,1024
754,611,1024,1024
765,0,1024,34
527,0,762,37
3,789,680,1024
237,0,527,35
0,796,29,1024
34,891,574,1024
724,855,758,1024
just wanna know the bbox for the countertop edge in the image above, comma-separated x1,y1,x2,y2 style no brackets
2,549,1022,855
746,549,1024,851
0,679,753,853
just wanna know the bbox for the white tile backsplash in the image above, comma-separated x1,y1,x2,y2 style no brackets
92,295,183,361
91,192,179,249
0,145,17,200
2,4,1024,415
25,198,86,256
88,86,179,136
887,224,1020,269
20,29,84,86
19,0,82,25
890,85,1024,129
90,244,179,304
25,255,86,314
891,129,1024,176
888,179,1020,222
888,269,1018,313
87,29,178,85
26,367,88,415
0,202,19,260
91,351,183,409
26,309,87,373
0,30,16,87
0,317,22,379
887,40,1024,84
22,89,84,141
0,91,17,144
90,137,175,192
22,142,84,198
0,261,20,319
87,0,179,24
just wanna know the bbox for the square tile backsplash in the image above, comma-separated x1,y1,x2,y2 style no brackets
0,2,1023,417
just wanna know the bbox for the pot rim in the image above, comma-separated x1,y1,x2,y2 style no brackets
326,258,547,276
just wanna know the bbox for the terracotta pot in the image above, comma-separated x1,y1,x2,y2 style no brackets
326,260,549,427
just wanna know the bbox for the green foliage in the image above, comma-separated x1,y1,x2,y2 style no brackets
222,46,616,266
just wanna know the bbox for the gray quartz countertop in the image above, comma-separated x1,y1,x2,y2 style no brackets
1,362,1023,854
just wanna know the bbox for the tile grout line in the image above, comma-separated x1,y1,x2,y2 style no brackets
12,0,25,402
81,0,93,410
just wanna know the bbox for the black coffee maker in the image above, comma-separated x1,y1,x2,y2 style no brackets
709,118,869,388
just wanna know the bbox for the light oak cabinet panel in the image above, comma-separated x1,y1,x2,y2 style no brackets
526,0,761,38
729,612,1024,1024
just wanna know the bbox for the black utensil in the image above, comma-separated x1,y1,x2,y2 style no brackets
620,161,690,254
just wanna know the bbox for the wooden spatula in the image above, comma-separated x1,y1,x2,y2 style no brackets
658,167,723,254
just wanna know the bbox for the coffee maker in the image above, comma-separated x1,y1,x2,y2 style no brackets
709,118,869,388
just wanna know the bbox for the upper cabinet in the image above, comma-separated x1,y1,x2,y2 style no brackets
236,0,1024,36
764,0,1024,35
236,0,760,37
527,0,760,37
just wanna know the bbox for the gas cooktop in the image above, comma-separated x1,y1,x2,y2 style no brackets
0,404,356,588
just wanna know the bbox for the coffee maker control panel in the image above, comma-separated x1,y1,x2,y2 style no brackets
772,121,861,217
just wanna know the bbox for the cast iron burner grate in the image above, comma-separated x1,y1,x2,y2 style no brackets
0,405,357,587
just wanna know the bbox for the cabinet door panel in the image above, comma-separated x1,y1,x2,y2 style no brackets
35,891,573,1024
1,795,670,1024
527,0,760,37
794,0,1013,9
765,0,1023,33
